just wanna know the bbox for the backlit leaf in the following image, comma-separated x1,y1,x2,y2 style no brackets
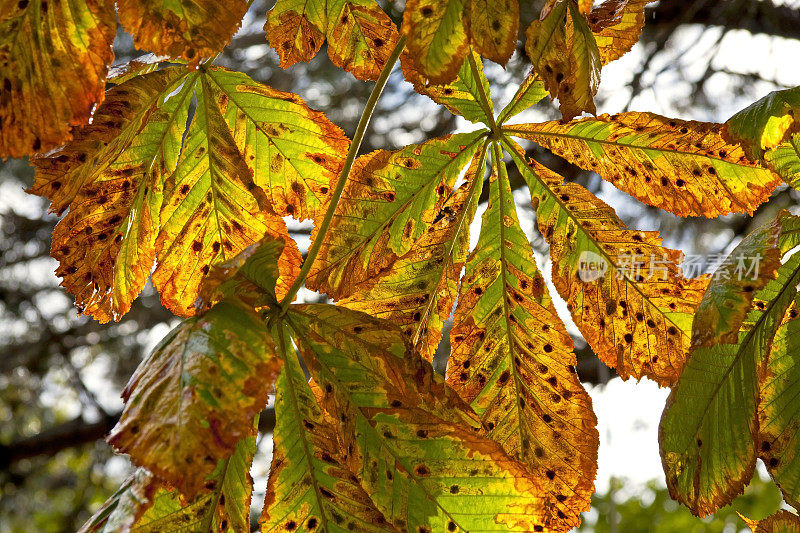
339,146,486,360
117,0,248,65
660,236,800,516
81,430,258,532
758,300,800,509
587,0,652,65
525,0,601,120
505,139,707,385
401,0,470,85
692,214,786,347
504,113,781,217
766,134,800,189
726,86,800,160
306,131,486,300
447,144,598,526
32,68,192,323
496,70,549,125
260,326,396,532
740,509,800,532
0,0,116,158
288,304,573,531
401,50,495,125
32,65,343,321
107,301,279,498
466,0,519,66
197,237,301,312
265,0,400,81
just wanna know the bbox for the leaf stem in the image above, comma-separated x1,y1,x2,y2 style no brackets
467,53,498,134
278,35,407,313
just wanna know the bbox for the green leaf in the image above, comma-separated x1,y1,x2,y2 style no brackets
691,213,787,347
505,138,707,386
660,236,800,516
338,146,486,360
758,299,800,509
260,325,396,532
504,113,781,218
497,70,549,125
306,131,486,300
401,0,470,85
766,133,800,189
401,50,495,125
287,304,572,531
446,144,598,526
80,429,258,532
0,0,116,158
107,300,279,498
726,86,800,160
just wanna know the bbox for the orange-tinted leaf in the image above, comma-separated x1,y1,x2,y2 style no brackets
326,0,400,80
306,131,486,299
264,0,326,68
692,214,785,347
504,113,781,217
587,0,652,64
401,0,470,85
339,147,486,360
108,300,278,498
740,510,800,533
265,0,400,81
506,139,707,385
117,0,248,64
466,0,519,66
525,1,600,120
0,0,116,158
401,49,495,125
447,145,598,527
288,304,571,531
196,236,302,313
31,68,193,323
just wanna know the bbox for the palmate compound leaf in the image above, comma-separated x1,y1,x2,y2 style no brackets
0,0,116,159
287,304,579,531
504,139,708,386
401,0,518,85
524,0,601,121
758,298,800,509
306,130,486,300
260,325,397,532
401,50,496,125
107,300,279,498
30,65,344,321
264,0,399,81
504,113,782,218
660,213,800,516
117,0,248,65
337,144,486,361
80,428,258,532
446,144,599,525
740,509,800,532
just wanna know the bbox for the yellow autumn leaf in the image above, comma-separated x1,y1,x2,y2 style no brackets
117,0,248,65
504,113,781,218
587,0,653,65
505,139,708,386
0,0,116,158
447,145,599,527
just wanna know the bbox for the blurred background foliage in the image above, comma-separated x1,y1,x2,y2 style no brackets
1,0,800,531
